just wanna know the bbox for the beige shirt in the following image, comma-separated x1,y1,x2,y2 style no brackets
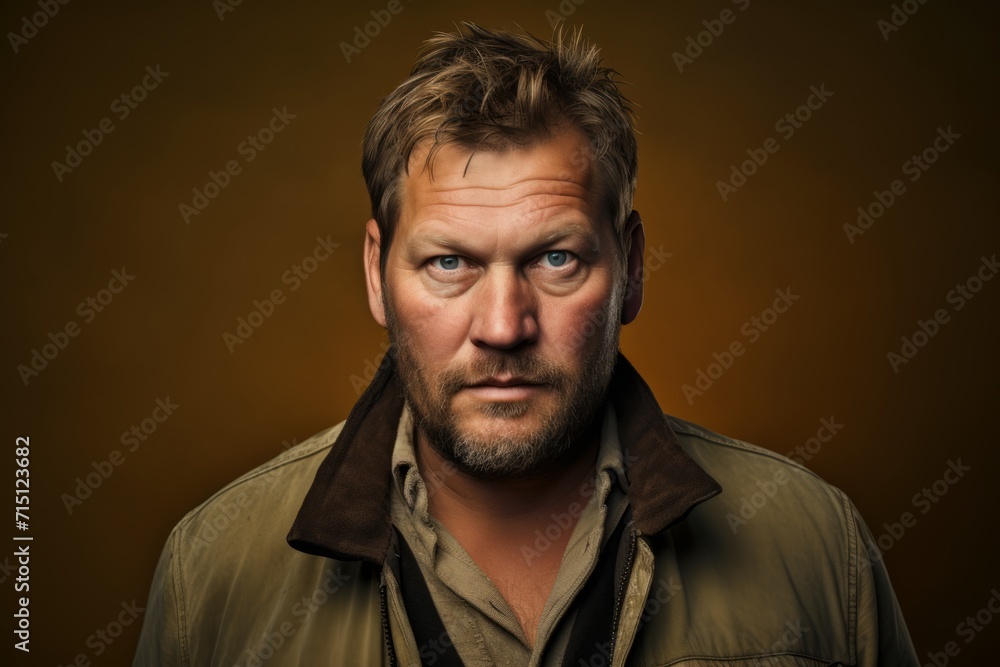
390,401,631,667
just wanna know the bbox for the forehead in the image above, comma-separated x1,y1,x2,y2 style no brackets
398,128,604,232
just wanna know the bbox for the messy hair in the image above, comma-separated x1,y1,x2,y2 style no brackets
361,21,639,271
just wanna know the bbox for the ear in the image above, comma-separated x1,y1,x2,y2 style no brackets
363,218,387,328
620,210,645,325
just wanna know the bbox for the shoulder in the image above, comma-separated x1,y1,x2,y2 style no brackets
658,413,862,596
177,422,344,540
165,421,348,578
665,413,852,527
138,421,384,664
632,419,902,667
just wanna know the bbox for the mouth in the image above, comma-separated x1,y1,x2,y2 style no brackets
468,376,543,388
461,376,547,401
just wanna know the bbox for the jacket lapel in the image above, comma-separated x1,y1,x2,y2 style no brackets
287,347,403,564
605,354,722,535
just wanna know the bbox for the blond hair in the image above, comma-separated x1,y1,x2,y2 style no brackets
361,21,639,271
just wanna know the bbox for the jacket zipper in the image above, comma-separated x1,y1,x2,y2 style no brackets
379,579,398,667
608,524,637,662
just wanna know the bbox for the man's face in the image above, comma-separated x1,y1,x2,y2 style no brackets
366,128,638,479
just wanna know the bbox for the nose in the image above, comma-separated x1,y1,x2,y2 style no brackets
469,267,539,351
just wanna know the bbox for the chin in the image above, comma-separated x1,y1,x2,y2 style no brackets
459,418,542,443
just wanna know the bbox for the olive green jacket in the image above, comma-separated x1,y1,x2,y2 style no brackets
133,352,918,666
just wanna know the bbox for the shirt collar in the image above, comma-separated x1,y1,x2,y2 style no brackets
287,348,722,565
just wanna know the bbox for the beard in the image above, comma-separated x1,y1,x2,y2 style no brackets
384,290,622,480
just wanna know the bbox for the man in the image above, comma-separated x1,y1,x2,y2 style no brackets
134,22,918,666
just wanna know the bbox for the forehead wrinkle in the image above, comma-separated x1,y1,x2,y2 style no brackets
401,185,597,248
416,178,593,210
416,176,597,222
415,193,594,214
413,198,598,243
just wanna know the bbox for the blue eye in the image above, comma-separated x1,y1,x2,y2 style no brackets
544,251,569,267
433,256,461,270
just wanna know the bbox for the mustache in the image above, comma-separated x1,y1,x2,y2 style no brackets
435,353,568,395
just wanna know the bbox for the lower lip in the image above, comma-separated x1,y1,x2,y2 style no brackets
461,384,545,401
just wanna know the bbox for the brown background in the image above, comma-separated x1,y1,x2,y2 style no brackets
2,0,997,664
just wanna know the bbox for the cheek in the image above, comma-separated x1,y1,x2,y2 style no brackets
543,288,616,355
392,285,467,363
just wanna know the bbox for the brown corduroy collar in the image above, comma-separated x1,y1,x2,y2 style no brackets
286,348,722,565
